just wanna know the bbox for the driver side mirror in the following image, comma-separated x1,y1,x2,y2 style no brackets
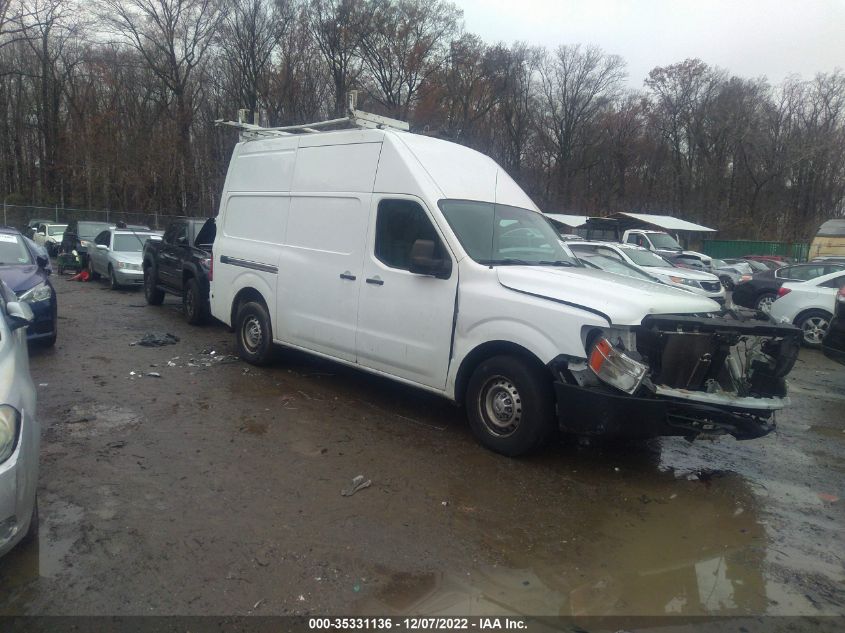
36,254,49,269
5,301,33,331
409,239,451,279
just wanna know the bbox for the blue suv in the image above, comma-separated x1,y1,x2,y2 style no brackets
0,227,57,346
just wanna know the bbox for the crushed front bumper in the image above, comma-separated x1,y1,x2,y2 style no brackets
555,382,777,440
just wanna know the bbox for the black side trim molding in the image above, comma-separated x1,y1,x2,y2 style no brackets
220,255,278,274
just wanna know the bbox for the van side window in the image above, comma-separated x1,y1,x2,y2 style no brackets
375,200,445,271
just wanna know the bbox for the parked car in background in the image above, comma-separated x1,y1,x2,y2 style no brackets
568,241,726,303
621,229,713,270
822,285,845,364
743,255,789,269
711,258,753,290
32,222,66,256
143,218,215,324
60,220,113,268
770,269,845,348
0,228,56,346
575,251,662,284
88,228,160,289
22,218,52,240
0,279,39,557
732,262,845,313
725,257,770,273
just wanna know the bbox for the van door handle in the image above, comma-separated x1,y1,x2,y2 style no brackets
366,277,384,286
339,272,356,281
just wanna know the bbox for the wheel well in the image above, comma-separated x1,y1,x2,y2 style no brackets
182,269,195,283
793,308,832,326
454,341,550,406
230,287,268,327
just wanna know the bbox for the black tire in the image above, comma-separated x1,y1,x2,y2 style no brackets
720,276,735,291
21,496,38,545
465,355,555,457
183,277,208,325
235,300,275,365
756,292,777,313
144,266,165,305
109,266,121,290
795,309,832,349
87,256,100,281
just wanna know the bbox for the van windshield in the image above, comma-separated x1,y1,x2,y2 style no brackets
438,200,579,267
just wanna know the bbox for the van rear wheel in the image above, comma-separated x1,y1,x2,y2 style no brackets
465,355,555,457
235,300,275,365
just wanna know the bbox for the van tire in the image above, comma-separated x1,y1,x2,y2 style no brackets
465,355,555,457
235,300,275,365
183,277,207,325
144,267,165,305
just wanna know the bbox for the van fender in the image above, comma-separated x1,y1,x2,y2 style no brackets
226,271,276,329
447,318,587,401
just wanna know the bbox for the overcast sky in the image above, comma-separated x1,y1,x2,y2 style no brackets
457,0,845,88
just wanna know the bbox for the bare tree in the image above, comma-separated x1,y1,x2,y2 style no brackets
307,0,372,117
98,0,225,212
359,0,462,119
539,44,626,207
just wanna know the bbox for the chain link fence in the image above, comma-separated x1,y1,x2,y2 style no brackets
2,203,191,232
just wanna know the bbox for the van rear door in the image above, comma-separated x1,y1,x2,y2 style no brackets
355,196,457,390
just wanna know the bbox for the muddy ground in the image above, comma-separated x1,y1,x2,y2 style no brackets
0,272,843,617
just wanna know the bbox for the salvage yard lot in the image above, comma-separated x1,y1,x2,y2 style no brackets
1,273,844,616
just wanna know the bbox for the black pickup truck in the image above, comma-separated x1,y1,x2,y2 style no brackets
143,218,215,324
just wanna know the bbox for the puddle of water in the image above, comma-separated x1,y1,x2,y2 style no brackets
0,498,84,597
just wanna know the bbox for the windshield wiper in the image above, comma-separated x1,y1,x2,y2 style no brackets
487,259,575,267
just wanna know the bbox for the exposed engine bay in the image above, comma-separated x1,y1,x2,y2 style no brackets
553,310,802,440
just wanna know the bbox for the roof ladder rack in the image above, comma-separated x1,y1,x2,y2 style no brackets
215,91,409,139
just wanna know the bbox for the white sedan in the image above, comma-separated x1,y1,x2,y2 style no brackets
770,269,845,347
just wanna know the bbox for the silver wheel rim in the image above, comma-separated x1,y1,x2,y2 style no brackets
758,295,775,313
801,316,829,345
242,315,262,352
478,375,522,437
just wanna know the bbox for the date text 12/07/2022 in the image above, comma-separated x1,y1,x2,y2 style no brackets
308,618,528,630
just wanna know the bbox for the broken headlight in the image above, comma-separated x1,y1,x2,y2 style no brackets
589,338,648,394
17,281,52,304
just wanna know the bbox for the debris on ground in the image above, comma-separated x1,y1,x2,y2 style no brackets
130,333,180,347
818,493,839,504
341,475,371,497
147,372,161,378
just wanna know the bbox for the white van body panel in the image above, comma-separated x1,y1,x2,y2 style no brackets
212,128,718,400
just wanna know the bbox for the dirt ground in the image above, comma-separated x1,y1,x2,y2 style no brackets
0,272,843,617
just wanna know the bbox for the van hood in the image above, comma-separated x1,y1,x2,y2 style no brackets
644,266,720,281
496,266,720,325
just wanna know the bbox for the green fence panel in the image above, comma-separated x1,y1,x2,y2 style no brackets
702,240,810,262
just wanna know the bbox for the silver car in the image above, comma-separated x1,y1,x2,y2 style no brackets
0,280,39,557
88,228,161,289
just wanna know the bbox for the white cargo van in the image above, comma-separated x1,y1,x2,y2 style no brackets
211,116,801,456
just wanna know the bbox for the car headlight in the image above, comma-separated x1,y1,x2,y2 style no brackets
0,405,21,464
117,261,141,271
669,276,701,289
589,338,648,394
17,281,52,303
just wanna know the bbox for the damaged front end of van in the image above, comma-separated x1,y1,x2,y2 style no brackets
552,313,802,440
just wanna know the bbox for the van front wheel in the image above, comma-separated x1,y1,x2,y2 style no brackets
466,355,555,457
235,300,275,365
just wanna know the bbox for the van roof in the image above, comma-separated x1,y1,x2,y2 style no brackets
817,218,845,237
233,128,537,210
